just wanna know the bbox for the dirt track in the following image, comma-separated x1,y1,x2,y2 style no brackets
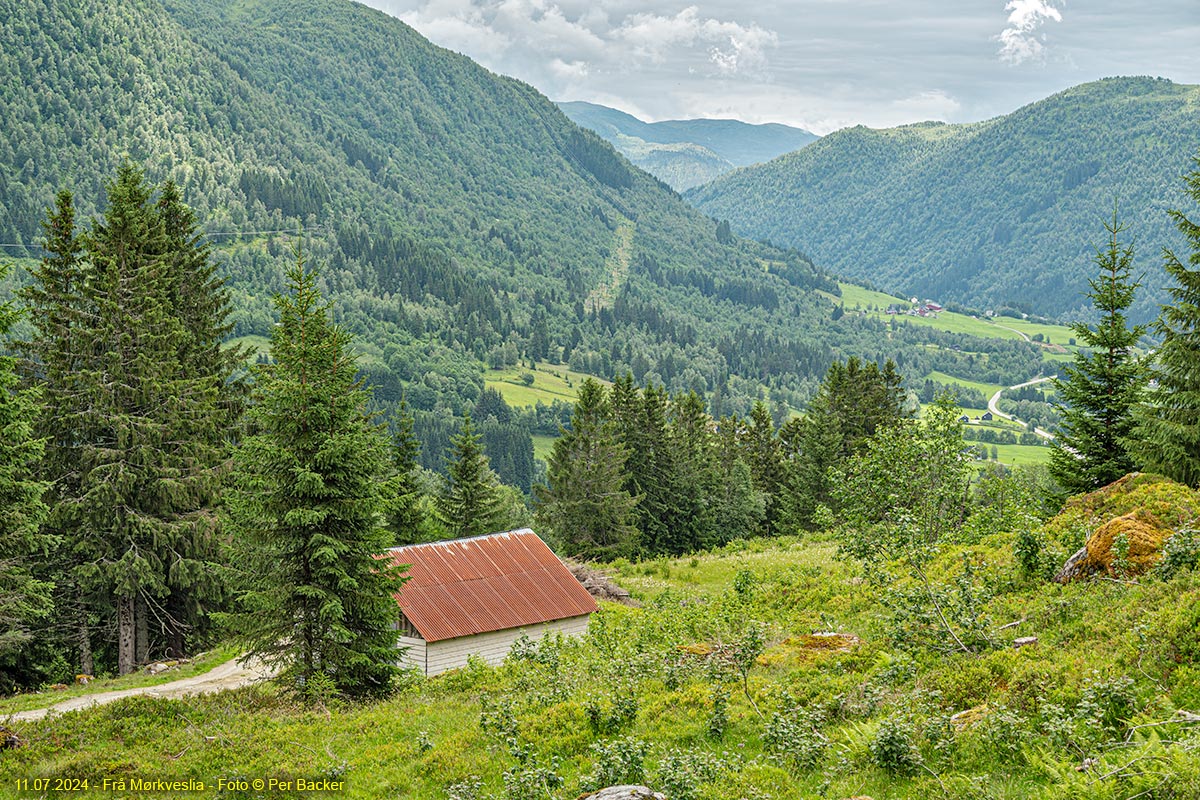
5,657,275,722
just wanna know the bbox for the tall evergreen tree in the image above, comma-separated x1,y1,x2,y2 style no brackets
708,418,765,546
438,413,505,539
1131,158,1200,486
536,378,639,559
0,263,51,686
665,390,711,555
74,163,222,674
387,396,428,544
782,357,909,530
742,401,782,536
1050,214,1148,493
16,189,96,675
635,385,682,555
225,246,400,698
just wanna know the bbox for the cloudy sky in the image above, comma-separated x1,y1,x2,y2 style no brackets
359,0,1200,135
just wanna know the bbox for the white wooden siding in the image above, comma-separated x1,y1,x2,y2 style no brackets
422,614,590,676
397,635,427,675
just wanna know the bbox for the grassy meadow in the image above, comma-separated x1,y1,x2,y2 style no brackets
483,363,606,409
836,283,1080,355
7,520,1199,799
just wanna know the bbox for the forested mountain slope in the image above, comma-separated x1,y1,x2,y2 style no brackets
559,100,818,190
0,0,1053,461
687,77,1200,321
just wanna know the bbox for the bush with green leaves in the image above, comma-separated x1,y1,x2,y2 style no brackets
707,684,729,741
1157,528,1200,579
446,776,483,800
870,717,920,774
585,692,639,736
579,737,648,792
763,702,828,771
654,748,732,800
501,760,564,800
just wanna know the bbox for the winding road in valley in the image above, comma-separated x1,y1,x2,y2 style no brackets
988,375,1057,441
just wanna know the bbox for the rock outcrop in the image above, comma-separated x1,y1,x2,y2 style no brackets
1051,474,1199,582
579,787,665,800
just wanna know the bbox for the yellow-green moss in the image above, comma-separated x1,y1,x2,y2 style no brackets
1083,510,1174,576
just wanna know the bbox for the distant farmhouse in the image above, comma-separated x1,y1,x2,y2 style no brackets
886,297,944,318
382,529,597,676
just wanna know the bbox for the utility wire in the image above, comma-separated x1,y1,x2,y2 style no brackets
0,227,324,251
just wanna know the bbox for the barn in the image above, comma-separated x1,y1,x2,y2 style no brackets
382,529,598,676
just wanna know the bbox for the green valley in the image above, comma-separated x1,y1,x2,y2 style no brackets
688,77,1200,322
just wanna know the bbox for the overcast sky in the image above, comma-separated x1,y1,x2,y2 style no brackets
358,0,1200,135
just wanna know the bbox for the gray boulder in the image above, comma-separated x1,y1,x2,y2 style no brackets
580,787,666,800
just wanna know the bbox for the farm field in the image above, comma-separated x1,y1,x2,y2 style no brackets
836,283,1079,352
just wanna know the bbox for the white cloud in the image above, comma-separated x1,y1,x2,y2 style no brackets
391,0,778,95
997,0,1064,64
615,7,777,75
364,0,1200,134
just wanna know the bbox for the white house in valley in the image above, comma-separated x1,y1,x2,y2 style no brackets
381,529,598,676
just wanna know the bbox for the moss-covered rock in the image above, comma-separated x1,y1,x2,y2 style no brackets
1050,474,1200,582
1084,511,1173,576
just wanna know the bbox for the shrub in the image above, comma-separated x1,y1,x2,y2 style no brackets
707,684,729,741
502,760,563,800
870,717,920,774
733,568,755,599
579,737,648,792
655,748,731,800
1157,528,1200,579
446,776,483,800
764,703,828,771
585,692,638,735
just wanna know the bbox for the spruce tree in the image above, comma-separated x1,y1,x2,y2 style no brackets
16,189,96,675
438,413,505,539
742,401,782,536
0,263,51,678
709,418,765,546
387,397,428,544
74,162,220,674
1130,158,1200,486
226,246,400,698
665,391,711,555
537,378,639,559
636,385,682,555
1050,214,1148,493
783,357,909,530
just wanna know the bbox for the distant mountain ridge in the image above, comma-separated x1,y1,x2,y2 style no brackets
0,0,848,426
558,101,818,191
687,77,1200,321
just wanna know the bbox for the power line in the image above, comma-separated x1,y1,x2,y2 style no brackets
0,227,324,250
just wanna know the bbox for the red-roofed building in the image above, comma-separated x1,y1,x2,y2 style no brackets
381,529,597,675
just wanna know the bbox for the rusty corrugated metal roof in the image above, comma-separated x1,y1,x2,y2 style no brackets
383,528,598,643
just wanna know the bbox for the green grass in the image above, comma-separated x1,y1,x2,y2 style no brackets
9,521,1200,799
0,644,240,716
10,476,1199,799
484,363,608,408
531,433,556,462
836,283,1079,349
224,334,272,358
924,370,1005,400
990,441,1053,466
